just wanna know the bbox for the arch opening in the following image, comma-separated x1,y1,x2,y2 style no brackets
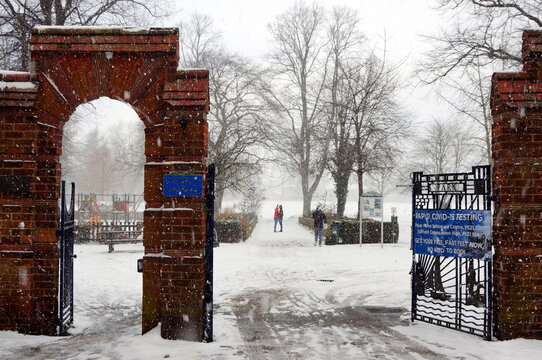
61,97,145,194
59,97,146,335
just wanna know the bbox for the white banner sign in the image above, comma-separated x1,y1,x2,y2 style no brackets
361,195,383,218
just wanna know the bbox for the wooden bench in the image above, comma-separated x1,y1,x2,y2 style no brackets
97,223,143,253
99,231,141,253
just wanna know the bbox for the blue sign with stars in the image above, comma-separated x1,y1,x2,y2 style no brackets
163,175,203,197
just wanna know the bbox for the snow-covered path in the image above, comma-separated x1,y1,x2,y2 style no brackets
1,209,542,359
216,218,442,359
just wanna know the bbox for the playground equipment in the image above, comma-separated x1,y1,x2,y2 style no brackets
77,193,144,223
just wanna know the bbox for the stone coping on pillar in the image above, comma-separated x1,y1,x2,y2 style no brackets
491,71,542,113
30,26,178,53
164,69,210,110
0,70,38,108
522,29,542,60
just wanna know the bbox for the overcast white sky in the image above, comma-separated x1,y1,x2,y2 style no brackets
170,0,447,126
172,0,441,62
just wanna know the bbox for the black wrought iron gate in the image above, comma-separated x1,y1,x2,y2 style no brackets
411,166,492,340
203,164,216,342
58,181,75,335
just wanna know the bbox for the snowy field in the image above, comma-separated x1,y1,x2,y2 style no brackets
0,200,541,359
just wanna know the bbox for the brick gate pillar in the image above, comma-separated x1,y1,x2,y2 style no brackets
0,27,210,341
142,69,210,341
491,29,542,340
0,71,59,335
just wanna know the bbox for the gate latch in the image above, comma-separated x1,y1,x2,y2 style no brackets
137,259,143,273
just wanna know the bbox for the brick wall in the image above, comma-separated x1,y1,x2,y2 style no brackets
0,27,210,341
491,29,542,340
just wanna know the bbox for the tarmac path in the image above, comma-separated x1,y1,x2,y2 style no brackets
227,218,470,360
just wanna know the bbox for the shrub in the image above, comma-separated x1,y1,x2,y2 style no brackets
298,216,399,245
216,208,258,243
215,220,244,243
74,221,92,244
328,219,399,244
298,216,313,229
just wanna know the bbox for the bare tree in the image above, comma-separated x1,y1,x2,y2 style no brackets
410,117,477,175
264,2,331,217
328,92,356,217
63,127,121,194
415,1,533,163
325,6,363,217
61,99,145,194
417,0,542,84
339,52,410,216
206,53,268,212
0,0,170,70
436,61,493,163
179,13,268,212
179,12,220,67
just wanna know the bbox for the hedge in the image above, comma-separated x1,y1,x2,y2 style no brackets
298,217,399,245
215,213,258,243
215,220,244,243
298,216,314,229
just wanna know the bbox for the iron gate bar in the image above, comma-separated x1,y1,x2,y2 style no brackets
203,164,216,342
411,166,492,340
58,181,75,335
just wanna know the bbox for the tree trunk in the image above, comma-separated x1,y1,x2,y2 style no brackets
356,170,364,219
20,32,29,71
214,187,225,214
334,170,350,217
301,174,312,217
303,194,312,218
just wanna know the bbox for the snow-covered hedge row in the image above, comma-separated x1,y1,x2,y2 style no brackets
215,220,244,243
215,212,258,243
298,217,399,245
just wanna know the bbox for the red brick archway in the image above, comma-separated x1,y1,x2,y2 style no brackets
0,27,210,341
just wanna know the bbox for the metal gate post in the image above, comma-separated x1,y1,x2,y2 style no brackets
58,181,75,336
68,182,75,324
203,164,216,342
485,166,493,341
58,181,67,335
411,172,420,323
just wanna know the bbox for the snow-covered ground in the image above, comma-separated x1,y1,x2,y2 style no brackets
1,200,541,359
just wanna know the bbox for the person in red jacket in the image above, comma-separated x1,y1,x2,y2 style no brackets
274,205,280,232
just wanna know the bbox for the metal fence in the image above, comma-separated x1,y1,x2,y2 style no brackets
75,193,144,223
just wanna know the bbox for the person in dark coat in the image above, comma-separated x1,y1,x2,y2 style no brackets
312,205,327,246
278,205,284,232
